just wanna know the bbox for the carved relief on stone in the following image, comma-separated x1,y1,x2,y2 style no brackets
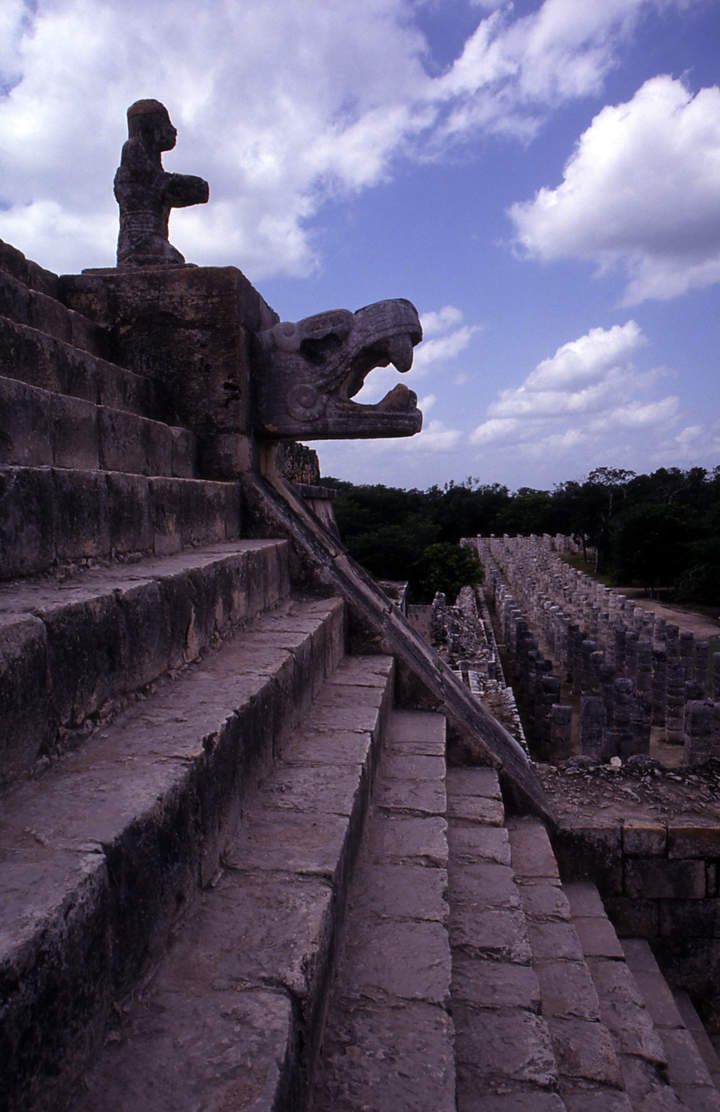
253,298,423,440
114,99,209,268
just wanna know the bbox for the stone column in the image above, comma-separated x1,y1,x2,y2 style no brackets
550,704,574,761
579,695,607,760
684,700,720,765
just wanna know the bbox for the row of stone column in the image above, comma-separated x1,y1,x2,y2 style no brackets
472,534,720,764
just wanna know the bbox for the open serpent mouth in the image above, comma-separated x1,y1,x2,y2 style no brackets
343,329,421,412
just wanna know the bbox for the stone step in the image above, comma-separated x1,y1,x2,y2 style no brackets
674,992,720,1093
508,820,630,1111
1,592,349,1112
67,653,395,1112
0,540,291,783
564,881,688,1111
622,940,720,1111
0,262,107,357
0,373,195,475
311,709,454,1111
447,771,566,1110
0,314,161,418
0,466,242,580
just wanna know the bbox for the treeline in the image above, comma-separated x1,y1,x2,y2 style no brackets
322,465,720,605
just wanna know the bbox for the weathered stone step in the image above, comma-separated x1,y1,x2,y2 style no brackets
508,820,629,1111
0,466,242,580
67,653,395,1112
311,709,454,1111
447,771,566,1110
1,540,289,783
623,939,720,1111
674,991,720,1093
0,593,347,1112
0,373,195,475
564,881,687,1111
0,314,160,417
0,260,107,357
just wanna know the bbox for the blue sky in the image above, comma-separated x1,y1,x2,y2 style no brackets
2,0,720,491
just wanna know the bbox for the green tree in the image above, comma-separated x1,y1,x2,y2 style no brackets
410,542,484,604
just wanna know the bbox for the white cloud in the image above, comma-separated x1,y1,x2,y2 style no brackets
420,305,463,337
509,75,720,303
526,321,646,390
470,321,685,472
404,418,463,452
0,0,695,276
413,323,483,374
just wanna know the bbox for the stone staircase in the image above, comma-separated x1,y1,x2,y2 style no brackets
2,241,720,1111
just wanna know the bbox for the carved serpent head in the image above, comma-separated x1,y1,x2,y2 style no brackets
253,298,423,440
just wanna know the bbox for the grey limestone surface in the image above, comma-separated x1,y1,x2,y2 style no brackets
69,653,395,1112
1,595,348,1112
311,709,454,1112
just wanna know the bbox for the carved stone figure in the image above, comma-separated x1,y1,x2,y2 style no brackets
114,99,209,268
253,299,423,440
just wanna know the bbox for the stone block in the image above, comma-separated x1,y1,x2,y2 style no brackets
454,1004,558,1089
51,337,100,400
573,915,625,959
534,959,600,1020
52,467,110,560
339,918,451,1005
0,376,52,466
41,591,125,726
106,471,153,555
659,898,720,939
668,825,720,859
0,615,52,781
94,359,155,415
366,812,448,869
623,819,667,857
0,466,56,578
624,858,707,900
515,877,567,920
447,792,505,824
553,822,623,896
98,407,173,476
348,862,448,923
452,954,541,1009
149,477,237,554
448,822,511,866
452,861,521,908
313,1000,455,1112
563,881,606,918
116,579,176,688
451,904,532,963
604,896,658,939
0,261,33,322
27,286,73,342
509,819,559,880
51,393,99,469
547,1016,622,1085
446,765,502,799
62,267,271,476
170,426,196,477
526,918,584,962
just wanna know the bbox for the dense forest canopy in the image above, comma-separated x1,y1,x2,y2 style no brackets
322,466,720,605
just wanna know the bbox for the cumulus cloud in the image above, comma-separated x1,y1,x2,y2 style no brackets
509,75,720,303
470,321,684,473
0,0,695,275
